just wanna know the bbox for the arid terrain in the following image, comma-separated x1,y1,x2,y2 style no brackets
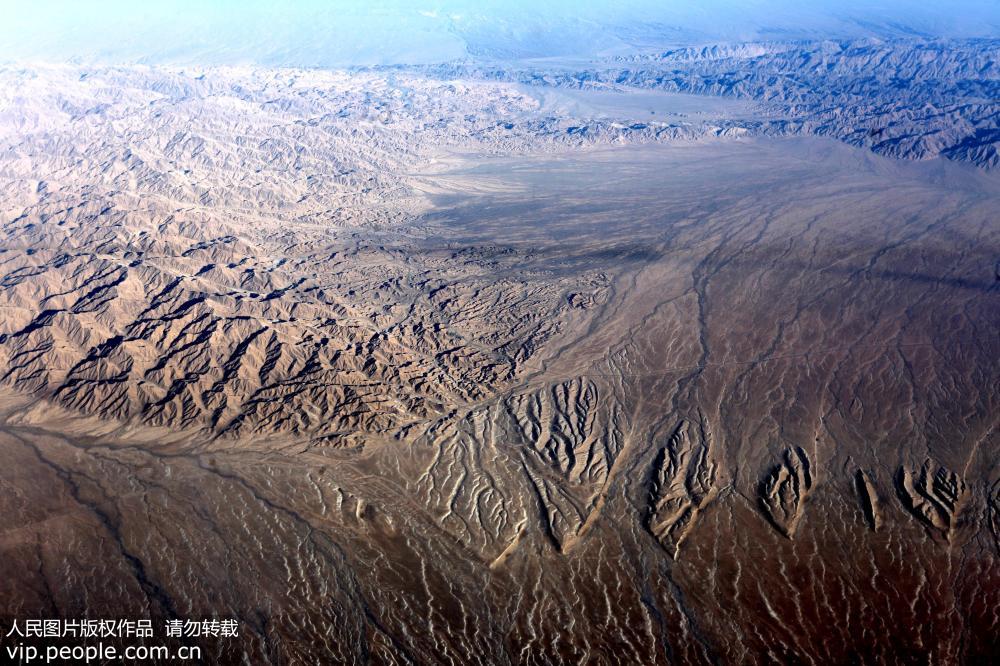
0,45,998,664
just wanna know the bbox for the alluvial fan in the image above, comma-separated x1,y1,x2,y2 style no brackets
0,57,997,665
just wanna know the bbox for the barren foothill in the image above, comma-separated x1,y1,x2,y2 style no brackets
0,56,997,664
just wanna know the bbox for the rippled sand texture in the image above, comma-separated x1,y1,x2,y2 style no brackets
0,67,998,664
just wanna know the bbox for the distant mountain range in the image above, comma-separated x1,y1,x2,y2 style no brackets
3,1,1000,67
420,38,1000,169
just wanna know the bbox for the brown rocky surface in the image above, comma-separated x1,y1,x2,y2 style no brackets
0,65,997,663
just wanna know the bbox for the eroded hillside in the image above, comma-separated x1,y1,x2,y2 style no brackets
0,63,997,664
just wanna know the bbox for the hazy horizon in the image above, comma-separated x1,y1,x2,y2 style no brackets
3,1,1000,67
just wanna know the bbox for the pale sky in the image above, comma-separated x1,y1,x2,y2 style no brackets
2,1,998,66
